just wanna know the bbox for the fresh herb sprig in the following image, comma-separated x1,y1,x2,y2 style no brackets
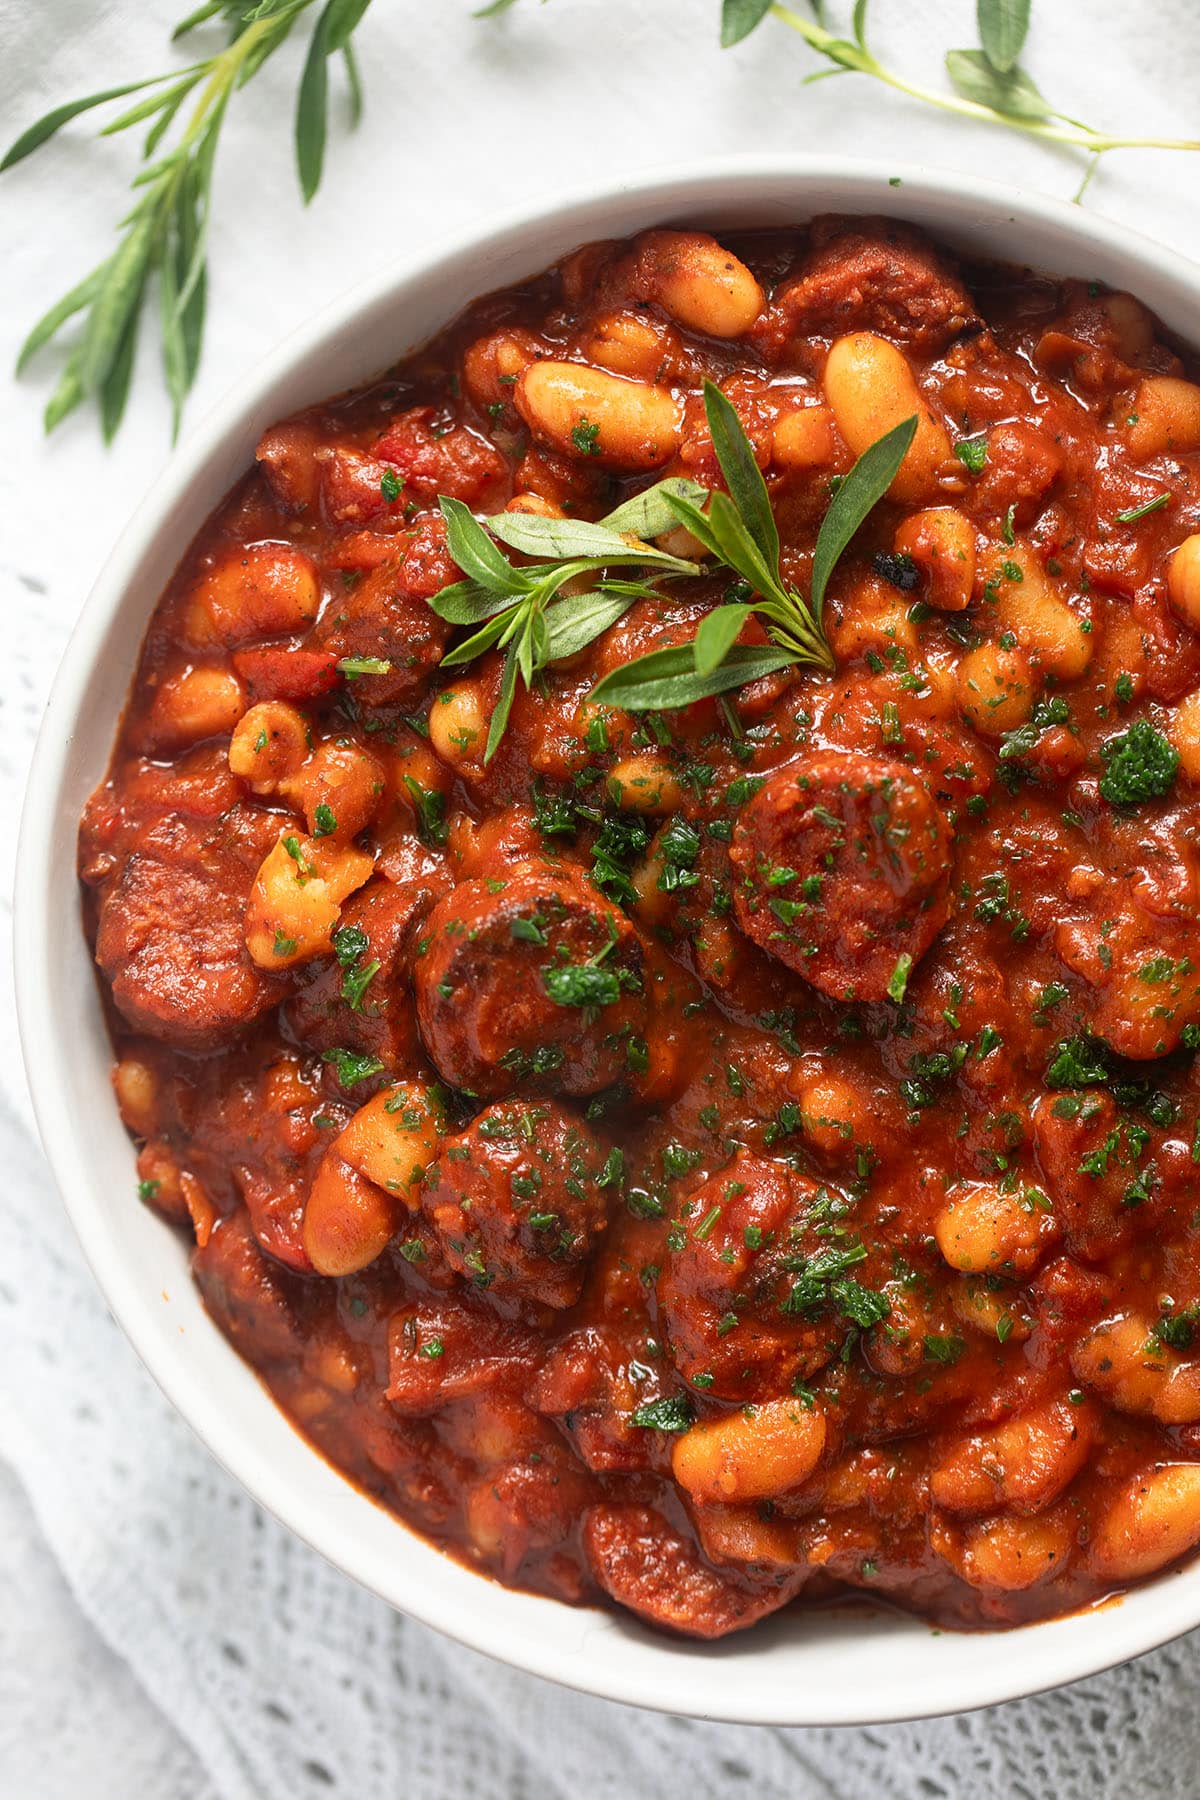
4,0,377,440
588,380,915,712
429,478,708,761
722,0,1200,196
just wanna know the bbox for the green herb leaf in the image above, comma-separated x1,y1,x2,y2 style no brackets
332,923,370,966
485,509,700,574
79,207,159,400
403,776,448,845
440,497,531,595
693,603,752,677
590,642,796,712
485,643,520,763
341,955,380,1012
810,413,917,617
665,488,781,603
886,953,913,1005
2,71,200,171
953,433,989,473
322,1047,385,1087
173,2,227,38
629,1394,696,1432
541,589,638,662
601,475,709,540
976,0,1030,73
720,0,774,46
1046,1037,1109,1089
1099,717,1178,807
324,0,373,52
945,48,1054,120
296,0,335,204
342,41,364,124
428,578,524,628
15,264,108,374
6,1,376,440
543,963,622,1008
99,296,144,443
702,380,779,572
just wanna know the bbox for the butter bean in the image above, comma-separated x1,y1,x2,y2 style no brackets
1168,534,1200,632
823,332,951,502
672,1397,826,1503
633,230,764,338
516,361,681,470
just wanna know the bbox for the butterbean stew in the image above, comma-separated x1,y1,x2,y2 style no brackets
80,217,1200,1637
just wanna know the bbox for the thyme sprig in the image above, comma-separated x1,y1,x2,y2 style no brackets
4,0,377,441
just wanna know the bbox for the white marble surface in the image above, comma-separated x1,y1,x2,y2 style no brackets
3,2,1200,1794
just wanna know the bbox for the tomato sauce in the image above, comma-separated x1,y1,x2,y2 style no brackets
79,218,1200,1637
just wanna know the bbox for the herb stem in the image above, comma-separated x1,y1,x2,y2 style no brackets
770,4,1200,156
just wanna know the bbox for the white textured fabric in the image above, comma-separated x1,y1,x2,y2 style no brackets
3,1,1200,1793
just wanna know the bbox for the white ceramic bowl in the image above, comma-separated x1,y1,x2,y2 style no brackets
17,157,1200,1725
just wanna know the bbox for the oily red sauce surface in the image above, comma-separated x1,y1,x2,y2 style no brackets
79,218,1200,1639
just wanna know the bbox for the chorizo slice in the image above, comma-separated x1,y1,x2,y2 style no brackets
92,803,286,1047
422,1100,611,1308
582,1503,805,1638
414,865,649,1097
729,751,953,1003
385,1294,541,1414
193,1210,306,1368
309,546,452,707
1031,1091,1168,1263
284,874,448,1073
756,221,980,361
658,1151,848,1401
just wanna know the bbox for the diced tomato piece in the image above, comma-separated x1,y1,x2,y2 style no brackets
324,530,399,572
375,406,506,503
321,447,410,529
232,645,340,701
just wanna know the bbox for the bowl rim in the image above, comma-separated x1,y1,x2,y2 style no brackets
17,152,1200,1726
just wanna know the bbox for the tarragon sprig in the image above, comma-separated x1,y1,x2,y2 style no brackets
3,0,376,440
430,479,708,760
723,0,1200,196
588,381,915,711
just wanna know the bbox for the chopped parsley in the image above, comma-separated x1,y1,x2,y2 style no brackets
953,434,988,474
543,963,622,1009
657,816,702,894
629,1394,695,1433
403,775,448,846
338,656,393,677
1045,1037,1109,1088
1099,717,1178,807
570,418,601,457
1115,492,1171,524
322,1048,385,1087
886,952,913,1005
997,695,1071,762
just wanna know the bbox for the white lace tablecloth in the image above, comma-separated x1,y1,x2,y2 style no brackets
3,2,1200,1793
